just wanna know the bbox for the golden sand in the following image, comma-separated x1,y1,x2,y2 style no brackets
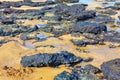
0,0,120,80
0,33,120,80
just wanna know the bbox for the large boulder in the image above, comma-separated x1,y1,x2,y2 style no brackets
70,22,107,34
21,51,83,67
101,58,120,80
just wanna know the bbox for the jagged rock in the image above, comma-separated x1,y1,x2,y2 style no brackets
104,31,120,42
98,9,117,15
101,58,120,80
105,6,120,10
0,25,20,36
71,38,99,46
20,33,31,40
118,16,120,20
21,51,83,67
84,64,101,74
54,65,102,80
0,1,55,9
87,15,114,24
55,0,79,3
70,21,107,34
54,4,95,21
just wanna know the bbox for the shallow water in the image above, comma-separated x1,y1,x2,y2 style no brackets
116,28,120,33
79,0,94,4
79,0,120,7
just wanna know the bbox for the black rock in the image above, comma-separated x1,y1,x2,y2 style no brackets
73,10,96,21
54,4,95,21
9,1,23,7
1,19,14,24
83,57,94,62
84,64,101,74
71,39,86,47
71,38,99,46
54,65,101,80
109,44,116,48
55,0,79,3
3,8,24,14
104,31,120,42
87,15,114,24
20,33,30,40
118,16,120,20
70,21,107,34
101,58,120,80
1,15,14,24
102,10,117,15
105,6,120,10
0,39,7,45
21,51,83,67
0,24,21,36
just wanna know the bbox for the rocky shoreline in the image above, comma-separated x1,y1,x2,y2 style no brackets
0,0,120,80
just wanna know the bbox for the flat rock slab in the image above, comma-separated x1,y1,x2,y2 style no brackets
101,58,120,80
21,51,83,67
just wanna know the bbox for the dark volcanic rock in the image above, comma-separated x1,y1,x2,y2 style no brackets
3,8,24,14
105,6,120,10
9,1,23,7
71,39,86,46
70,22,107,34
101,58,120,80
0,24,21,36
0,1,55,9
0,39,7,45
1,18,14,24
84,64,101,74
104,31,120,42
54,4,95,21
54,65,102,80
71,38,99,46
87,15,114,24
1,15,15,24
55,0,79,3
21,51,83,67
20,33,31,40
118,16,120,20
